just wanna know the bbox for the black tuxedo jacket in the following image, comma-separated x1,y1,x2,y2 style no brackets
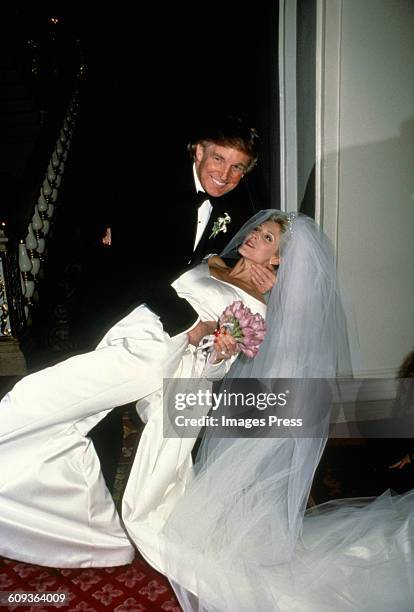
104,157,261,335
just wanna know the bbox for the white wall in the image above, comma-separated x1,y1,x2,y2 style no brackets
316,0,414,376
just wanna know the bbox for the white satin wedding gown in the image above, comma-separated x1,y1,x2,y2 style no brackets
0,262,265,569
2,259,414,611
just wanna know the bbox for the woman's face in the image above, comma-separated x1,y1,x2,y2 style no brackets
238,220,281,267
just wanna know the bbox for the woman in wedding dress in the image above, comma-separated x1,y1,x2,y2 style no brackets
1,210,413,611
0,211,281,568
155,211,414,612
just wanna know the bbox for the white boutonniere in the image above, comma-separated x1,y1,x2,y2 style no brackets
209,212,231,239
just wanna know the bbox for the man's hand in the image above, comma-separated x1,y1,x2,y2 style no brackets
389,453,413,470
250,263,276,294
187,320,217,347
102,227,112,246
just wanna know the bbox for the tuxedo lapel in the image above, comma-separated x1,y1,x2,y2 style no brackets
189,214,212,266
172,162,200,257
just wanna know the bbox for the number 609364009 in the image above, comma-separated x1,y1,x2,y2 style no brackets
0,591,68,606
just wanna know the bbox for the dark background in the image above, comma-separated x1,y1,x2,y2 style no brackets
1,3,279,351
4,3,279,197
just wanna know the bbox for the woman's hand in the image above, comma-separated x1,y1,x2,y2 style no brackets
210,328,238,364
187,321,238,363
250,263,276,294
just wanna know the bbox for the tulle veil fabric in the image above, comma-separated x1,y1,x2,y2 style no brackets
158,211,413,610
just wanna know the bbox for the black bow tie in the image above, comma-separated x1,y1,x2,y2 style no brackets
193,191,212,206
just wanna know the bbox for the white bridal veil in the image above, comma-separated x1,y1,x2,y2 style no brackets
160,211,413,611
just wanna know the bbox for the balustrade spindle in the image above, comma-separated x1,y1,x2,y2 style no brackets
25,224,40,277
18,241,34,308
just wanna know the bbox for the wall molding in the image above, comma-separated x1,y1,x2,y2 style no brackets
315,0,342,251
278,0,298,212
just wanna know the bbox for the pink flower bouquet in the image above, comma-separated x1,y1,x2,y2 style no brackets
218,300,267,358
198,300,266,361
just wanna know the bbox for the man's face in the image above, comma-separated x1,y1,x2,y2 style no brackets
194,143,252,198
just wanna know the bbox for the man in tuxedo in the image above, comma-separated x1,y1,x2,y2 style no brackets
90,114,275,490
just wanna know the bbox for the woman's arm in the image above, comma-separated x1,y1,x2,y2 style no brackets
207,255,229,270
187,322,238,381
208,256,276,294
187,320,217,346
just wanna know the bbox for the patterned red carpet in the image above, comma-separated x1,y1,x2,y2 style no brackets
0,554,181,611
